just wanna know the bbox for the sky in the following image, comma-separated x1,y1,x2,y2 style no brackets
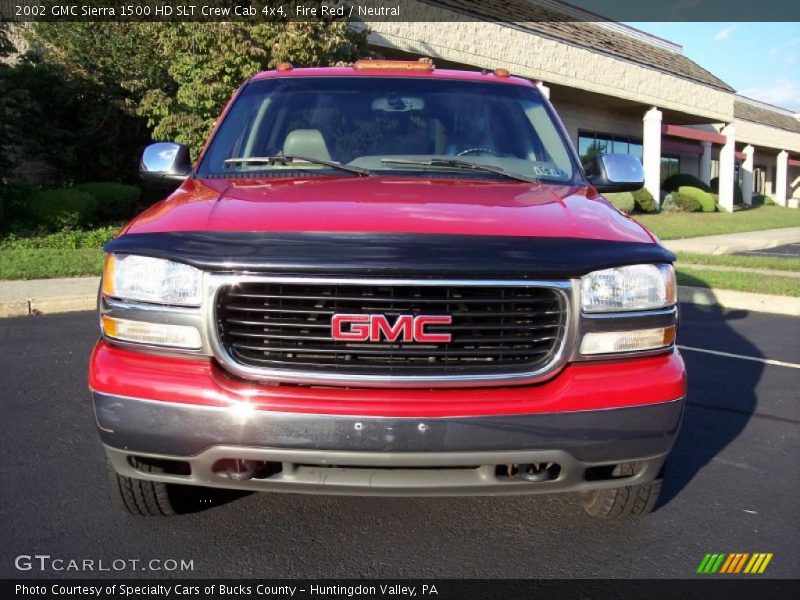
626,22,800,111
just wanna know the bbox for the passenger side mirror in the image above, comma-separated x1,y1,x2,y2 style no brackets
140,142,192,183
587,153,644,193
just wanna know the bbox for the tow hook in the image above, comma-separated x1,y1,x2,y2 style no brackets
225,459,259,481
515,463,552,482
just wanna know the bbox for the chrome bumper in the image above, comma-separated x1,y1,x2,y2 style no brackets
95,393,683,497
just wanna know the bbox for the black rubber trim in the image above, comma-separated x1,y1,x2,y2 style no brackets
105,232,674,278
581,306,678,334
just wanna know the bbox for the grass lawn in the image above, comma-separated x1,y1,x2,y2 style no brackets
636,205,800,240
0,225,118,280
676,267,800,297
675,252,800,272
0,248,104,280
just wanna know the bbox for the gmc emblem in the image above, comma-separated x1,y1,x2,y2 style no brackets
331,314,453,343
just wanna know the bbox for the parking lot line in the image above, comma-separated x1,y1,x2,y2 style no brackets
678,345,800,369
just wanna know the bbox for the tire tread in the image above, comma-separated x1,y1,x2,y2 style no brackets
581,462,662,518
107,460,177,516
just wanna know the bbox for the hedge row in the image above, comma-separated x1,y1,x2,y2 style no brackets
662,173,710,194
710,177,744,205
604,187,658,214
1,182,141,231
662,186,719,213
604,191,635,213
677,186,717,212
752,194,775,207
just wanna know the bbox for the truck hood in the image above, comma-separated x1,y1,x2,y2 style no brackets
124,176,654,244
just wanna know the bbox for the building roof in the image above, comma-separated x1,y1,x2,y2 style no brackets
734,98,800,134
429,0,734,92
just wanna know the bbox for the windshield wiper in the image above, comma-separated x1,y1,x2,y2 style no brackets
380,158,538,183
224,155,371,177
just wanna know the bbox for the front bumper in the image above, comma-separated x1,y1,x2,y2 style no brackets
94,391,684,497
91,342,685,496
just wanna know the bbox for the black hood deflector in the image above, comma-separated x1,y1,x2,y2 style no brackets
105,231,674,278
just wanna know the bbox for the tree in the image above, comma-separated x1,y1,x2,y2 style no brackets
0,49,149,185
0,22,18,182
0,22,15,58
580,139,607,171
31,22,168,105
30,20,368,156
142,21,368,154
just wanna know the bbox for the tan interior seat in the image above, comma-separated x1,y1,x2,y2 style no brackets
282,129,332,161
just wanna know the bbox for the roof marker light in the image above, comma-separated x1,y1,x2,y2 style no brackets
353,59,435,72
276,62,293,72
493,68,510,78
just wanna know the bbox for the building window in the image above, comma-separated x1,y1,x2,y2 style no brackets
710,159,720,181
754,166,766,194
578,131,642,169
660,155,680,182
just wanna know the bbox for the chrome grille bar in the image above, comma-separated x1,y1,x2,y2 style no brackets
206,275,575,388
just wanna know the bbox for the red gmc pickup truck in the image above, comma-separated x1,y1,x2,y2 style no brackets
90,60,685,518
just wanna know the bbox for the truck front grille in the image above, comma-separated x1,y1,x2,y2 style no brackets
214,279,568,382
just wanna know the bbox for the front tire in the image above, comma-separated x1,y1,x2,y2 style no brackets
581,463,662,518
107,460,248,516
107,459,183,516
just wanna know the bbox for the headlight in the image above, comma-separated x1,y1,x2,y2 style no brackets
581,264,676,313
102,254,202,306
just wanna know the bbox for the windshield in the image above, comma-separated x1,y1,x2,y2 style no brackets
198,76,580,184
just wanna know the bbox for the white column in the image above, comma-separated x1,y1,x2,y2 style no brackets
741,145,754,206
699,141,712,186
643,107,662,204
776,150,789,207
718,124,736,212
535,81,550,100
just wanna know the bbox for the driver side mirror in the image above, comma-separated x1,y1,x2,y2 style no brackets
587,153,644,193
140,142,192,183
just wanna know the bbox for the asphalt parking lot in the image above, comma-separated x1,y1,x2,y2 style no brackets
739,242,800,257
0,305,798,579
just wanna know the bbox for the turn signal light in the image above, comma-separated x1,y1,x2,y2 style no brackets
353,59,435,72
102,315,202,349
580,326,676,356
101,254,115,296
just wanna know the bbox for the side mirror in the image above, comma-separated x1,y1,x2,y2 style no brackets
140,142,192,183
587,153,644,193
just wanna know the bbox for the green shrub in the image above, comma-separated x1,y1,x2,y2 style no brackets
710,177,744,205
661,191,702,212
632,187,658,213
603,191,635,214
26,188,98,230
75,182,141,221
678,186,717,212
0,185,37,227
660,194,677,212
752,194,775,207
662,173,711,193
0,225,120,250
